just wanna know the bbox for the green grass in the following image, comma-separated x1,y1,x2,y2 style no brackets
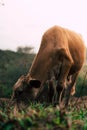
0,102,87,130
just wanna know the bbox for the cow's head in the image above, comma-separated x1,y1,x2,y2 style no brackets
12,75,41,109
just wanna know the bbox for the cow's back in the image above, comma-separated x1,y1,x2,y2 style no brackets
42,26,86,75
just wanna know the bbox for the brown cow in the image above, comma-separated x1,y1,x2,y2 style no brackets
12,25,86,109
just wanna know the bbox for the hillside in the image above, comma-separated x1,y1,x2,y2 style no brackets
0,49,35,98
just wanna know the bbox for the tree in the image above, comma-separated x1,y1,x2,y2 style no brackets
0,0,5,6
17,46,34,54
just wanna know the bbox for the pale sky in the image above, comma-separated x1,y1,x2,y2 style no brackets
0,0,87,52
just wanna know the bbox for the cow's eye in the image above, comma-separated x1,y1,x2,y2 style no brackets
29,80,41,88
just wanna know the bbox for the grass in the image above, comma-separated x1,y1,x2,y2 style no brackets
0,101,87,130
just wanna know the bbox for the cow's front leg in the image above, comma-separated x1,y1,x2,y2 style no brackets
57,57,72,104
48,77,58,104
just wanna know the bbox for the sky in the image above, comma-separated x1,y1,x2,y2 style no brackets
0,0,87,52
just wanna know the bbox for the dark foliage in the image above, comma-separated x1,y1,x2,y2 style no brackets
0,49,35,98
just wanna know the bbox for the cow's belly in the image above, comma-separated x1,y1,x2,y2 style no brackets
50,62,81,81
69,63,82,76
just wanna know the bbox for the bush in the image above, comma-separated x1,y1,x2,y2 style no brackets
0,50,35,98
75,65,87,97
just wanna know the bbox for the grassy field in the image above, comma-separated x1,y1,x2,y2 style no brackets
0,97,87,130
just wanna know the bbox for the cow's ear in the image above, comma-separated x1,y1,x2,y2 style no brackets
29,80,41,88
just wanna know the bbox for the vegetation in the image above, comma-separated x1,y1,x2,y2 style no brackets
0,49,35,98
0,99,87,130
76,65,87,97
17,46,34,54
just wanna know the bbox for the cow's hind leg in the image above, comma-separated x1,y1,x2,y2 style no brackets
60,72,79,109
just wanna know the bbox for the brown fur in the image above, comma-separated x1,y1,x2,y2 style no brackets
12,26,86,109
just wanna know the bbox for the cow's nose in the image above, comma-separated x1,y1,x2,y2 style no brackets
15,89,23,97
